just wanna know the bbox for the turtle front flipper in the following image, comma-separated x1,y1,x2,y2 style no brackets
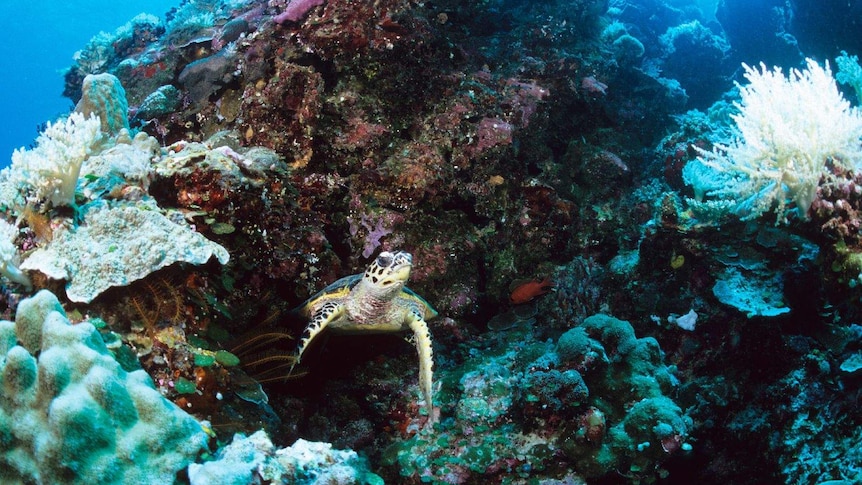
408,310,435,427
293,301,345,369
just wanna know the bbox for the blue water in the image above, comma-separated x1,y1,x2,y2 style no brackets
0,1,178,166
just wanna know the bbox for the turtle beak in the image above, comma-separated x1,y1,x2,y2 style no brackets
392,264,411,281
390,251,413,281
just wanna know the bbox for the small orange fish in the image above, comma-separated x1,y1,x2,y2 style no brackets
509,277,555,305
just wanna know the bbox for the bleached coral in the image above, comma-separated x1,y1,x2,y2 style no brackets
188,431,380,485
0,219,30,289
0,112,102,210
685,59,862,222
81,131,159,186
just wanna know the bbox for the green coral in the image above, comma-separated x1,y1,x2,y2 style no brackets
75,73,130,136
556,326,592,360
455,361,516,424
0,290,207,484
384,313,690,483
552,316,690,478
521,367,589,412
836,50,862,101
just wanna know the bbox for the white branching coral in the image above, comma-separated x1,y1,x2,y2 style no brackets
0,112,102,210
685,59,862,222
0,219,31,289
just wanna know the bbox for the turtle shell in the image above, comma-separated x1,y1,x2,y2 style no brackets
295,273,438,320
295,273,362,317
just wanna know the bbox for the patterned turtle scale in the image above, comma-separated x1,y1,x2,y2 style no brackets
292,251,438,426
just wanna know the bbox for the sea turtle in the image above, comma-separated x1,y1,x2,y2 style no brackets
292,250,438,425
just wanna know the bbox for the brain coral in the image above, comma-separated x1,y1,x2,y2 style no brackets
0,290,208,484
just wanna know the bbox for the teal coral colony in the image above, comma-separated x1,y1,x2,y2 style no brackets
0,0,861,483
0,290,207,483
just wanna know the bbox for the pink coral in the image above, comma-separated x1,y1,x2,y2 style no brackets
273,0,325,24
581,76,608,96
347,208,404,259
359,216,391,258
474,117,514,152
333,116,389,151
503,79,549,126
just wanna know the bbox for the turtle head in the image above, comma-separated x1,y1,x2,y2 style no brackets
363,251,412,297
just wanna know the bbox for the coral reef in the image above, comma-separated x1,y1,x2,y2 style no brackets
382,313,690,483
2,0,862,483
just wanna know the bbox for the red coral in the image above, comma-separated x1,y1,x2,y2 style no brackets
578,406,606,444
472,117,514,154
239,62,323,165
502,78,550,126
333,116,389,151
295,0,427,58
175,169,229,212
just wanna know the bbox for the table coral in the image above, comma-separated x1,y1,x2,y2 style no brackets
20,202,229,303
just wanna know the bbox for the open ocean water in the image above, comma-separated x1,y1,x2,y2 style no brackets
0,1,178,166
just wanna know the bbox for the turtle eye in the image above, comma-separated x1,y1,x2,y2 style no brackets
376,254,393,267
